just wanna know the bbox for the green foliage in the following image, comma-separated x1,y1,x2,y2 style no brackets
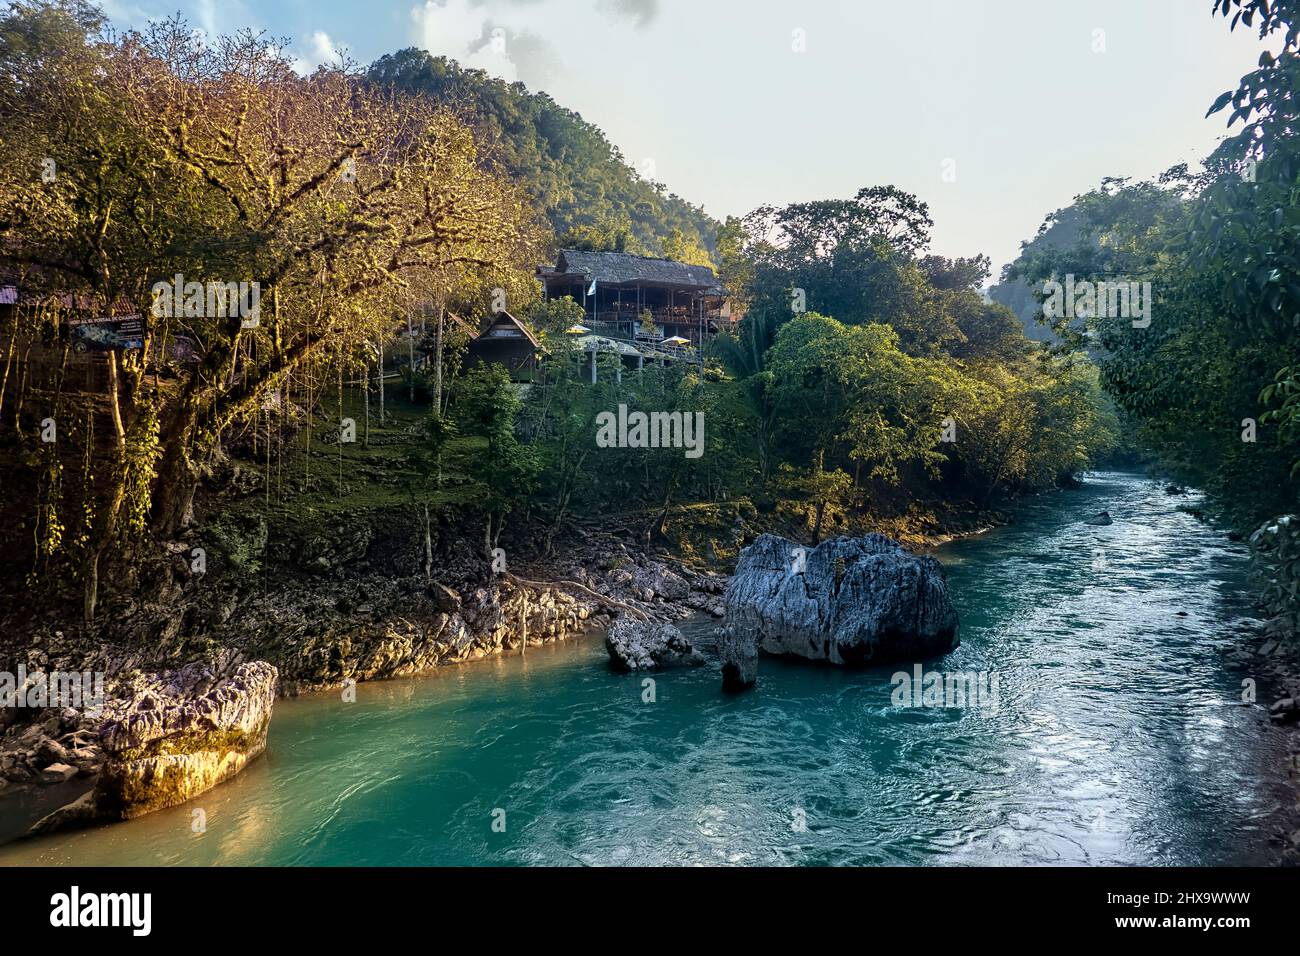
1004,165,1298,527
660,227,715,267
1249,513,1300,630
204,514,268,574
762,313,1109,504
523,295,586,345
365,50,718,260
406,409,459,490
455,364,539,543
121,404,162,541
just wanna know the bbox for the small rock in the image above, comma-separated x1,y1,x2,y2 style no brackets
1084,511,1114,526
35,738,71,765
41,762,77,784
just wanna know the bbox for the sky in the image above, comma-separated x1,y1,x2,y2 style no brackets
94,0,1274,276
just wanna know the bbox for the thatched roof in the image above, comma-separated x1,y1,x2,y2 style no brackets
475,309,540,349
546,249,726,295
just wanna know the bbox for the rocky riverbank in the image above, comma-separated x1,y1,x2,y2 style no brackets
1221,617,1300,864
0,507,727,819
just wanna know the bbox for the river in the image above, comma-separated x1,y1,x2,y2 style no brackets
0,471,1291,865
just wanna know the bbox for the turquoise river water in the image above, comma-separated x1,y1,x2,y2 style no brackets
0,471,1291,865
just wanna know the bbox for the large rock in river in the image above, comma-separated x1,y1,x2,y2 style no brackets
720,533,959,688
32,661,277,833
605,618,703,670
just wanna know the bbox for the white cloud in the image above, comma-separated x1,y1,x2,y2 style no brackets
194,0,218,38
293,30,346,75
411,0,491,54
409,0,656,88
413,0,571,86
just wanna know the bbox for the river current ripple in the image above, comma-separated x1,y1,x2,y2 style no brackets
0,471,1290,866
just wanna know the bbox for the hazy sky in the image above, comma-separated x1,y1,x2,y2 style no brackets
97,0,1272,275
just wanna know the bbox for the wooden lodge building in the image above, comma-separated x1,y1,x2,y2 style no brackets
463,310,540,379
537,249,731,349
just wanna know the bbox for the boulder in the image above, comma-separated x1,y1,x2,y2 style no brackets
718,623,758,690
35,737,71,766
1269,697,1298,723
605,618,703,671
720,533,960,688
631,563,690,602
1084,510,1113,526
40,762,77,784
32,661,278,834
427,581,462,614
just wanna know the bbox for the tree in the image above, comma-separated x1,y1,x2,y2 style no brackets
0,9,543,617
660,227,715,267
778,455,854,544
455,364,539,553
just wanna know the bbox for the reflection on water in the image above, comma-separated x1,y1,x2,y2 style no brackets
0,472,1290,866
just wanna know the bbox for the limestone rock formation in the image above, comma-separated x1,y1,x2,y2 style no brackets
32,661,277,834
718,622,758,690
605,618,703,670
720,533,960,688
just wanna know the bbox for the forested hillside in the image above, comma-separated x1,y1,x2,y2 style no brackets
0,2,1122,628
1001,0,1300,629
367,49,719,262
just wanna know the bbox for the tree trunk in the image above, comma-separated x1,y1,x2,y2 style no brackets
519,592,528,657
0,308,20,423
85,352,131,623
151,389,202,538
408,310,415,402
423,503,432,584
649,468,680,541
433,302,445,416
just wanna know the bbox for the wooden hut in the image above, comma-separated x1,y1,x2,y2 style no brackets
464,310,540,380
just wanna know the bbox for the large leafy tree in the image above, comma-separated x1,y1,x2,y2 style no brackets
0,5,543,616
